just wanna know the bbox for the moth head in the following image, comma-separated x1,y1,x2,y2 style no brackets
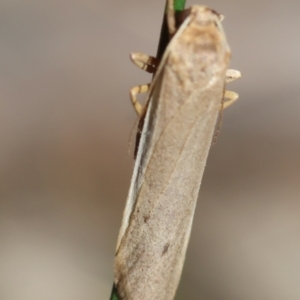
186,5,227,39
175,6,224,34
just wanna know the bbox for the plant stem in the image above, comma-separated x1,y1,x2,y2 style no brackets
109,1,186,299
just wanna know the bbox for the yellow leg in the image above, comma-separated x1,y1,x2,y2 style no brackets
130,84,151,116
130,52,159,74
226,69,241,83
223,90,239,109
223,69,241,109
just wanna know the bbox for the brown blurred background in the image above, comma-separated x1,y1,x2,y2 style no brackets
1,0,300,299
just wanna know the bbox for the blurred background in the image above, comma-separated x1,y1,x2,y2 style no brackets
1,0,300,299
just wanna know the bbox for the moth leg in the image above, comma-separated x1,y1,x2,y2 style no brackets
226,69,241,83
130,84,151,116
130,52,159,74
223,90,239,109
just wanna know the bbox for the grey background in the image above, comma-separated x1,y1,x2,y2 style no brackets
1,0,300,299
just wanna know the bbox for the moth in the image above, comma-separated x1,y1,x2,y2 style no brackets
114,4,241,300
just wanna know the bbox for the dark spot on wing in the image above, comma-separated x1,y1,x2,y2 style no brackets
162,243,170,256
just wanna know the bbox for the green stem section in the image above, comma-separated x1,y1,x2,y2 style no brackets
110,0,186,299
109,284,119,300
174,0,186,11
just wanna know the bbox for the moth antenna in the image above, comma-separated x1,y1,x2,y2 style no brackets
167,0,176,35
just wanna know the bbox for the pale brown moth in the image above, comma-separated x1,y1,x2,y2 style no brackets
114,4,241,300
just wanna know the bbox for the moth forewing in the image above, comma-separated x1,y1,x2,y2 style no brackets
115,6,231,300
